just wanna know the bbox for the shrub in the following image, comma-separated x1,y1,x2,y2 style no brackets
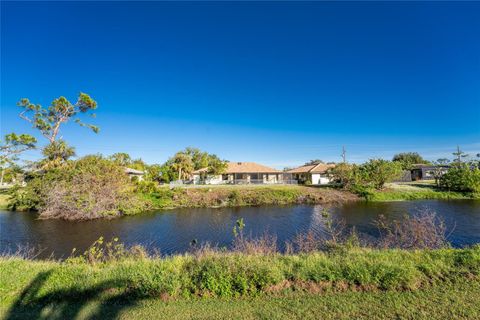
328,163,360,189
9,155,149,219
440,164,480,193
360,159,403,190
135,180,160,194
329,160,402,191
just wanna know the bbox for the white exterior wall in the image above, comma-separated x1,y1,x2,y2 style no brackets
193,174,222,185
193,174,201,184
205,175,223,184
266,174,278,183
311,174,330,185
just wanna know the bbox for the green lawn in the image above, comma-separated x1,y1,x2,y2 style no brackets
1,280,479,319
367,182,474,201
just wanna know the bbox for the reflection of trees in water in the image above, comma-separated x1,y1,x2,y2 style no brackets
309,205,332,239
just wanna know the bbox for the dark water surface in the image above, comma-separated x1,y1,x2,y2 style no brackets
1,200,479,259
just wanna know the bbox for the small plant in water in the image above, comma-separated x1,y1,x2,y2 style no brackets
232,218,245,238
67,236,148,264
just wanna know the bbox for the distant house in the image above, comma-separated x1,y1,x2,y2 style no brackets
192,162,286,185
285,163,335,185
410,164,450,181
125,167,145,181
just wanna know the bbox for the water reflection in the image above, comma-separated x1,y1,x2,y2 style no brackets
1,200,479,259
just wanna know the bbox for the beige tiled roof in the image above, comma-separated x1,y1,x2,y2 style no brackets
286,163,335,174
225,162,280,173
285,164,317,173
193,162,280,174
192,167,209,174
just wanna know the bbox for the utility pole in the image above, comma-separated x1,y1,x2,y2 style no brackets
452,145,467,163
341,146,346,163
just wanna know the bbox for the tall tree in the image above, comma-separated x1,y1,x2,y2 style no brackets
207,154,228,175
180,147,228,175
0,133,37,184
184,147,209,170
17,93,98,166
171,152,194,180
392,152,429,170
18,93,98,144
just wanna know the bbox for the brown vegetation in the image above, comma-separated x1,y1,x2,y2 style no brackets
146,185,358,210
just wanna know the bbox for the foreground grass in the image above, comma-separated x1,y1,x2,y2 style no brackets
142,185,358,209
1,247,479,319
1,279,479,319
367,182,474,201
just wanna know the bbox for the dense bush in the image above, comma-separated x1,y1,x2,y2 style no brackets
135,180,161,194
8,155,149,219
360,159,402,189
329,160,402,191
440,164,480,194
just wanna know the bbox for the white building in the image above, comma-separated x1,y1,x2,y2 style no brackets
124,167,145,181
285,163,334,185
192,162,286,185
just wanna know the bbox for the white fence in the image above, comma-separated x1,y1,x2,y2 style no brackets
170,179,298,188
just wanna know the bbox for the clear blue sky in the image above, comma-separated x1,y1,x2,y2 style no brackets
1,1,479,168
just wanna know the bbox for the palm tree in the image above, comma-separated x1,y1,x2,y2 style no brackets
171,152,194,180
40,140,76,169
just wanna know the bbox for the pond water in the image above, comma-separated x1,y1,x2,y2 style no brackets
1,200,480,259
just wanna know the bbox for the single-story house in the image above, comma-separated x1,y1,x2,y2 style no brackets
410,164,450,181
285,163,335,185
192,162,284,185
125,167,145,181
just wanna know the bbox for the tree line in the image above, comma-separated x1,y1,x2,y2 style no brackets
1,92,479,218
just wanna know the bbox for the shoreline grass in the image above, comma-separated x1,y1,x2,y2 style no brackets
368,189,473,201
141,185,359,210
1,247,479,302
2,183,478,214
366,182,477,201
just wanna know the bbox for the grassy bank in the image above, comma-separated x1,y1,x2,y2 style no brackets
366,182,475,201
141,185,358,210
1,279,478,319
1,247,479,314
